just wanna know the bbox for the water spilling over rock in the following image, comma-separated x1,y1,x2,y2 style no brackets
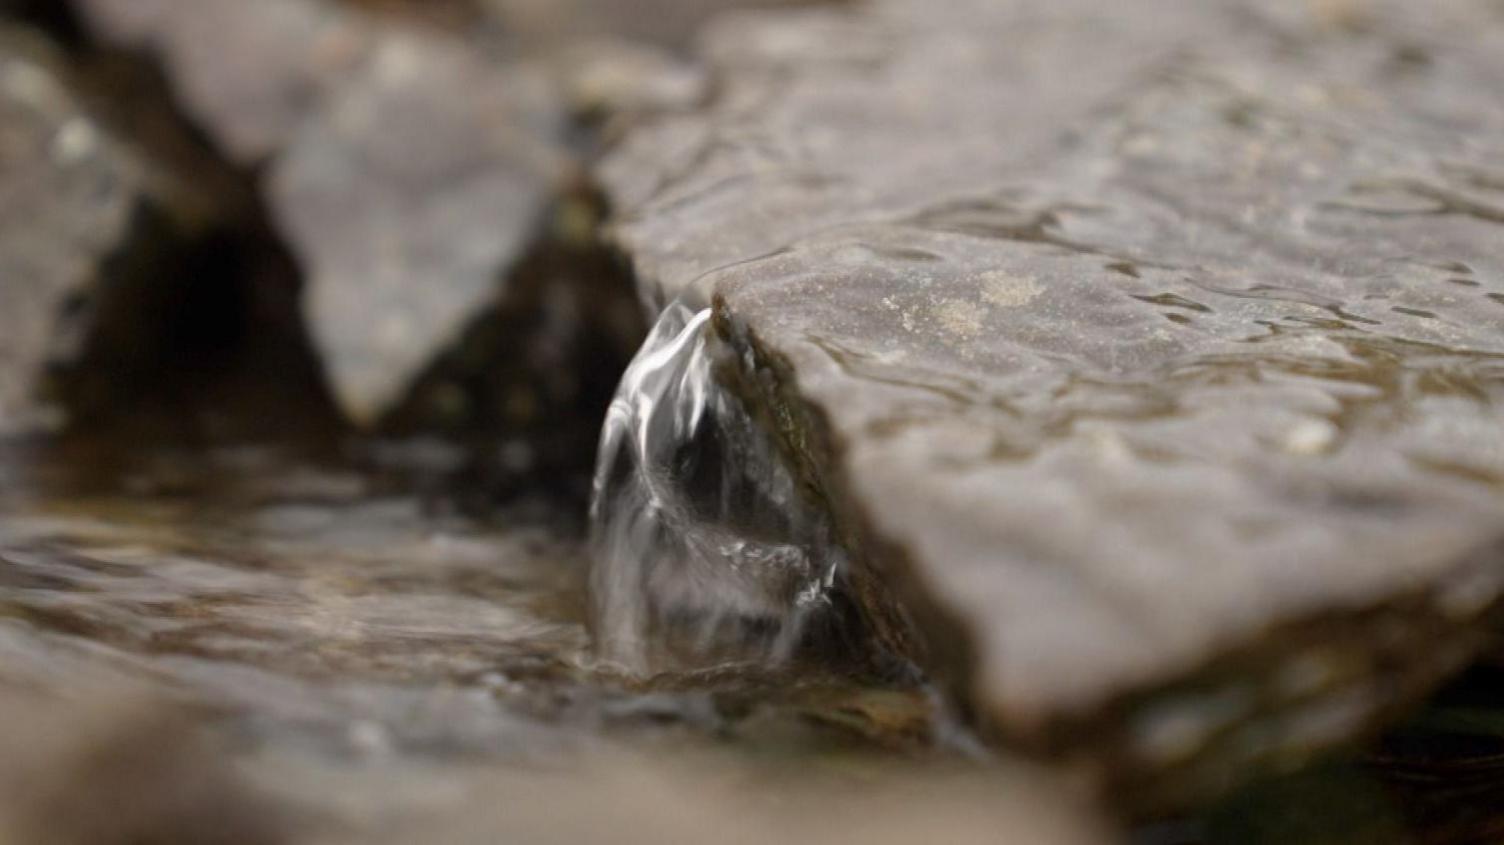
600,0,1504,811
589,301,844,674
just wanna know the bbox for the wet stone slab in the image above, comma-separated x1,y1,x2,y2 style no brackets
600,0,1504,808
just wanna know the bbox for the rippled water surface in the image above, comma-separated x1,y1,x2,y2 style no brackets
0,436,962,841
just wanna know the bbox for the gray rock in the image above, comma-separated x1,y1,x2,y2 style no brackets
0,27,203,432
268,33,569,425
601,0,1504,808
71,0,604,428
71,0,372,165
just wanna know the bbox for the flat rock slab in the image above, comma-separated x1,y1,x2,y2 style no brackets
0,27,201,432
602,0,1504,807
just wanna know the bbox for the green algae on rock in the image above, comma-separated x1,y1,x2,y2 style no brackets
598,0,1504,810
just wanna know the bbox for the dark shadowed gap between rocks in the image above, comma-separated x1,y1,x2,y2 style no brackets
14,7,653,510
0,0,86,46
5,11,341,447
13,0,917,712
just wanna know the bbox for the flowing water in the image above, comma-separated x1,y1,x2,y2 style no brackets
0,433,952,842
588,301,843,674
0,356,1497,841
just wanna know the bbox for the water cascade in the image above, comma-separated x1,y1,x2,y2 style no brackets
587,302,844,674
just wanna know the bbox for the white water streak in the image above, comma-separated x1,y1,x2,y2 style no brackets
588,302,840,674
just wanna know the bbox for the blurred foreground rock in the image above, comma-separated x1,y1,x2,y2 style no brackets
63,0,838,432
289,753,1113,845
602,0,1504,810
70,0,371,165
0,690,284,845
0,26,210,433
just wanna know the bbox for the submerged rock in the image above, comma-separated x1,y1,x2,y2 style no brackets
0,26,207,432
600,0,1504,809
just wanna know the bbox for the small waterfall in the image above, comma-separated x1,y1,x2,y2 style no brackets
588,302,842,675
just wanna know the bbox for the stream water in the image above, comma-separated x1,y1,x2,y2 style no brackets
0,432,958,842
0,313,1496,842
588,302,843,674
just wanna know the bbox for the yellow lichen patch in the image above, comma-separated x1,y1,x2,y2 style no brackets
978,271,1043,308
932,298,984,340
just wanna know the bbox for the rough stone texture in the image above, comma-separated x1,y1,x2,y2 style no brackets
268,33,569,425
602,0,1504,808
0,26,202,432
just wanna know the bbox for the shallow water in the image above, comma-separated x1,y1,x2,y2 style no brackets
1,426,1502,841
0,434,966,840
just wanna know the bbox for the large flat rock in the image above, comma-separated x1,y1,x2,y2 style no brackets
601,0,1504,807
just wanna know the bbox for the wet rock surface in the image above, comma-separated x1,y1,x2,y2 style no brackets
602,0,1504,807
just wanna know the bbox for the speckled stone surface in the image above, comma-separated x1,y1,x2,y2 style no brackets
602,0,1504,805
